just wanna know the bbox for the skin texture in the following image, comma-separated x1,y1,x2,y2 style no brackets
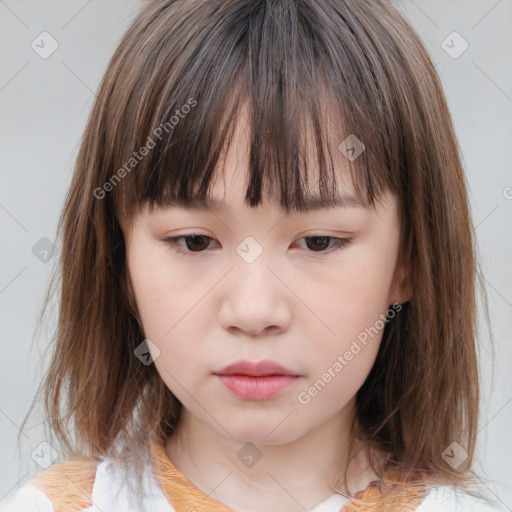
122,108,410,512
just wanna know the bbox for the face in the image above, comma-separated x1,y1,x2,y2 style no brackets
122,110,408,447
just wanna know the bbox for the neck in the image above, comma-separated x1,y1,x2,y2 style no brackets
165,399,381,512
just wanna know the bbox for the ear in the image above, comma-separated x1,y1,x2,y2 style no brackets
389,235,412,305
118,214,143,328
122,266,143,328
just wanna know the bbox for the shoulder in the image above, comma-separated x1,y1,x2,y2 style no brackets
417,485,505,512
0,456,101,512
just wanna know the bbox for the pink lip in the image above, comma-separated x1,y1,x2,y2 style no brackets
214,360,301,400
216,375,299,400
215,359,299,377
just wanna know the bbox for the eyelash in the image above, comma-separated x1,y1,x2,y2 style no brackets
162,234,352,255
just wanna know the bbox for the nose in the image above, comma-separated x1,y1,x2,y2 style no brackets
218,254,292,338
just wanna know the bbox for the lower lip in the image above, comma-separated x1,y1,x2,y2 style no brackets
215,374,299,400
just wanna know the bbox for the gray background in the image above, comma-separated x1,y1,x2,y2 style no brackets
0,0,511,508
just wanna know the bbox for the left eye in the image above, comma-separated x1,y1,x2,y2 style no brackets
163,234,352,254
298,236,352,252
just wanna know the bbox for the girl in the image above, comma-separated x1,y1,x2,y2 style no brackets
2,0,500,510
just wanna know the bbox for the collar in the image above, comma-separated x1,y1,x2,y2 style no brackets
149,441,427,512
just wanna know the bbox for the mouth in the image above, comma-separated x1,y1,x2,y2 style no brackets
214,359,300,377
213,360,301,400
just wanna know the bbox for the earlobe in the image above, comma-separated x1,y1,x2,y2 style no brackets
119,218,144,329
390,264,412,305
389,237,413,305
122,267,143,327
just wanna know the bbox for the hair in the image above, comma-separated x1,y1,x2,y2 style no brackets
19,0,494,509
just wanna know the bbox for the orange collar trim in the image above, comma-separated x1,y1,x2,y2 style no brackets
151,442,236,512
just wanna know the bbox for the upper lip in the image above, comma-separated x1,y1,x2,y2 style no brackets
214,360,300,377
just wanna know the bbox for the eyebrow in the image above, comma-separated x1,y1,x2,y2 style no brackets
159,194,366,212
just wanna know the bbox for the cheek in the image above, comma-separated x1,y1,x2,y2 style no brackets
133,279,200,384
297,311,383,415
128,252,216,374
128,244,192,332
300,254,396,339
130,271,169,335
293,328,380,426
295,245,398,392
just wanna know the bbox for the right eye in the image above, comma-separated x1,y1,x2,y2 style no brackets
163,234,217,254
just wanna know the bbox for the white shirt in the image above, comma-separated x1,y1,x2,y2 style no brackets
0,458,505,512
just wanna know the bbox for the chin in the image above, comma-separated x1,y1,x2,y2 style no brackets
224,415,304,446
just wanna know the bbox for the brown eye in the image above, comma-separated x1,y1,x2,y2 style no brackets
181,235,211,252
304,236,331,251
302,236,351,252
164,234,214,253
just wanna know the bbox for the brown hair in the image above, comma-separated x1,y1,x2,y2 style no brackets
21,0,493,507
